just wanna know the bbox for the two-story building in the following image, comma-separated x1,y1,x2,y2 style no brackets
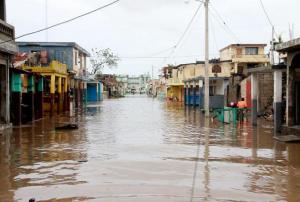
0,0,18,130
220,44,269,106
17,42,90,111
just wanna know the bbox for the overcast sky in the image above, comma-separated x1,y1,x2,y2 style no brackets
6,0,300,76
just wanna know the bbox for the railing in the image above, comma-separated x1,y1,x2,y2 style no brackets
23,61,68,75
0,19,14,38
167,78,184,86
0,19,17,54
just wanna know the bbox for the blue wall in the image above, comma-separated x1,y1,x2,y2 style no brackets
18,46,74,70
87,83,97,102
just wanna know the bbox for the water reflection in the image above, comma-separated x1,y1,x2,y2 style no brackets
0,95,299,201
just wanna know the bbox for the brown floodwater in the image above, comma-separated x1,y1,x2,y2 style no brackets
0,95,300,202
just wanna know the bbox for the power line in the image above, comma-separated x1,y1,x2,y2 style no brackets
209,4,240,43
0,0,121,45
148,46,177,57
210,15,220,57
258,0,273,27
120,54,213,59
164,1,204,62
258,0,278,37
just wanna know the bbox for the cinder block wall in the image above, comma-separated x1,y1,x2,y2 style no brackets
258,73,274,113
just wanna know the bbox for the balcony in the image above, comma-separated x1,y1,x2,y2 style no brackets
23,61,68,76
231,54,269,63
167,78,184,86
0,19,17,54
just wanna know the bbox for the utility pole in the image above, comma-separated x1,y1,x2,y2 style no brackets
204,0,210,117
152,65,154,97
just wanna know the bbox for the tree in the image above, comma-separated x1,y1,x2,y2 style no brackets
90,48,120,75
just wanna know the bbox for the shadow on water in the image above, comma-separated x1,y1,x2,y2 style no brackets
0,95,299,201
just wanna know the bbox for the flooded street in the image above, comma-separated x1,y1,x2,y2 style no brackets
1,95,300,202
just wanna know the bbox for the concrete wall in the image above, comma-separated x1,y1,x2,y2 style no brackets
258,73,274,113
0,0,5,21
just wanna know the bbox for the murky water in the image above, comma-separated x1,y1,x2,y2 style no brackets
0,95,300,202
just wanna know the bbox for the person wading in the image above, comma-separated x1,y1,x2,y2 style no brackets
237,98,248,123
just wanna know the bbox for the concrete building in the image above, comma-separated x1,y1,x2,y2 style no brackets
127,74,150,94
0,0,18,130
165,44,269,109
270,38,300,134
182,61,231,108
116,75,128,96
220,44,270,105
17,42,90,110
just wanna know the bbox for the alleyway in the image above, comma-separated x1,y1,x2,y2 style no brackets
0,95,300,202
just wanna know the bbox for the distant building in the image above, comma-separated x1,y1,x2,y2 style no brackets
116,75,128,96
127,74,150,94
0,0,18,130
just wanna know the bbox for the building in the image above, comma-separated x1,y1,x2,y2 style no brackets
221,44,269,105
116,75,128,96
183,60,231,108
17,42,90,110
99,74,118,98
267,37,300,134
127,74,150,94
0,0,18,130
165,44,270,109
10,66,44,125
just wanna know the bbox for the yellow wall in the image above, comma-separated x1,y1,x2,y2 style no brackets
167,86,184,102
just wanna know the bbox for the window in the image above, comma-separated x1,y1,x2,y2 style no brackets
74,51,78,65
245,47,258,55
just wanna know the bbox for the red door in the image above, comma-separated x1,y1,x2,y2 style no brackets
246,80,251,108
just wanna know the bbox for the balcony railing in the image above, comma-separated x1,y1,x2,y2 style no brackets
167,78,184,86
0,19,17,54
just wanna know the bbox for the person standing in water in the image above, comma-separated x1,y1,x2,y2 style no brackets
237,98,248,122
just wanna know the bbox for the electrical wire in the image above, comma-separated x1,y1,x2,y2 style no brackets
148,46,177,57
0,0,121,45
209,5,240,43
164,1,204,63
258,0,273,27
258,0,278,37
210,15,220,58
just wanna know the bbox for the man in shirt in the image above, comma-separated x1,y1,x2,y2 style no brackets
237,98,248,122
